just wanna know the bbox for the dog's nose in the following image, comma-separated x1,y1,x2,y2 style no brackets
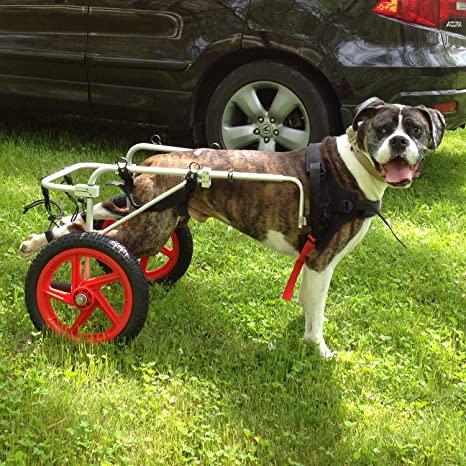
389,136,409,151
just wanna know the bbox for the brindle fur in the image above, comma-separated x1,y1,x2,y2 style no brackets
106,137,365,273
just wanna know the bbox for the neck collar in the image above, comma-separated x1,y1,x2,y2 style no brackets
345,127,383,180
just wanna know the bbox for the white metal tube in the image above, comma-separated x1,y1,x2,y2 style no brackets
125,143,190,164
41,162,117,194
40,157,308,229
99,180,188,234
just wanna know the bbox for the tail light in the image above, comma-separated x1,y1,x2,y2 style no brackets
373,0,466,28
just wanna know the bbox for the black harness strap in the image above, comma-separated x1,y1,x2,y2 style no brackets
304,143,381,251
108,161,199,217
306,143,324,240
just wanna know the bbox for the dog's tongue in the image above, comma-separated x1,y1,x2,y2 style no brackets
383,158,415,184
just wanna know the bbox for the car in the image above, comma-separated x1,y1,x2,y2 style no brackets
0,0,465,150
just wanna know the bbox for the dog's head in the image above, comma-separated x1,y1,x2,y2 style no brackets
352,97,446,187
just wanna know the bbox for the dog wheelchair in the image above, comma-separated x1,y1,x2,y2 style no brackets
23,141,308,344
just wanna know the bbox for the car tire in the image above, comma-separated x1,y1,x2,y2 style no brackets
206,60,331,151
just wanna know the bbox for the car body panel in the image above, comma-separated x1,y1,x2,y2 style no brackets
244,0,465,129
86,0,250,126
0,0,464,139
0,0,90,112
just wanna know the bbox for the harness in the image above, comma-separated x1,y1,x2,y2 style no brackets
282,143,381,300
282,142,406,300
304,143,381,250
107,160,200,217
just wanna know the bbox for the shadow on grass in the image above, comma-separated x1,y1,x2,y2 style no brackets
0,111,168,148
3,116,464,463
10,273,346,463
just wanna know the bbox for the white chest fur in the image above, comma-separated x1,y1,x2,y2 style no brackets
336,135,387,202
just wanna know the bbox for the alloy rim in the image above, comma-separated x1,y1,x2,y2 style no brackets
221,81,310,151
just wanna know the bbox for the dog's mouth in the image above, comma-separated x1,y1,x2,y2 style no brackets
375,157,422,187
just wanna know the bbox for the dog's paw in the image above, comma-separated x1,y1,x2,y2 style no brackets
19,234,45,257
320,345,336,359
304,334,335,359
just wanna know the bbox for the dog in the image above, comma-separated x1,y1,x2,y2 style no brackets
20,97,445,357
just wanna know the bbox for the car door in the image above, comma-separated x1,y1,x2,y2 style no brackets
0,0,90,113
86,0,250,127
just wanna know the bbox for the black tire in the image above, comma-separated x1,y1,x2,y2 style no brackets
25,231,149,343
157,224,193,285
206,60,331,151
95,194,193,285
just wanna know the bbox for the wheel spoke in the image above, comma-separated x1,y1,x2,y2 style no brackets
276,126,310,150
69,308,95,334
71,253,83,290
231,84,267,121
160,245,175,258
43,286,75,306
258,138,277,152
94,290,120,327
84,271,121,289
222,124,259,149
268,86,300,123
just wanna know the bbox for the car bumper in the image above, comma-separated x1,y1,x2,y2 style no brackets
389,87,466,130
340,87,466,130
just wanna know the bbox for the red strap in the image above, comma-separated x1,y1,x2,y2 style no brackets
282,234,316,301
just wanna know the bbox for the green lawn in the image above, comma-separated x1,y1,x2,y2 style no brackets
0,116,465,465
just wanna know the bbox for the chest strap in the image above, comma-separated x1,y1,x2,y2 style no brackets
282,144,381,302
107,162,198,217
305,143,381,251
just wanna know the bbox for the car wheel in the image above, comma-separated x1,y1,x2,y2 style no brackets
206,60,331,151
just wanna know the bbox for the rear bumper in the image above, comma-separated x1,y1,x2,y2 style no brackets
340,87,466,130
390,88,466,130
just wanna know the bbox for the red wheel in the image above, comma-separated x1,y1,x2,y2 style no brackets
25,232,149,343
139,232,180,281
97,195,193,285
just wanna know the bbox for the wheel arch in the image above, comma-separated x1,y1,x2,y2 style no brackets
191,47,344,146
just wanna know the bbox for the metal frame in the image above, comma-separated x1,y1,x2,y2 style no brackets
41,143,308,232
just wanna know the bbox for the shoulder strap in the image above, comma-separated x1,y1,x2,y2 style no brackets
306,143,324,239
305,142,381,251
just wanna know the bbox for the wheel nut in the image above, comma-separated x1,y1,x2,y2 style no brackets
253,128,260,135
75,293,88,307
270,117,276,123
258,116,264,123
264,137,270,143
273,129,279,136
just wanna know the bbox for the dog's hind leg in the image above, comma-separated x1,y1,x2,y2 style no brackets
298,265,335,358
19,200,127,257
104,209,179,259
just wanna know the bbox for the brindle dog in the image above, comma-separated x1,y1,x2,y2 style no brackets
20,98,445,357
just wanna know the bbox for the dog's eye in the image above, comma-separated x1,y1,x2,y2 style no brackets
412,126,423,138
375,125,390,135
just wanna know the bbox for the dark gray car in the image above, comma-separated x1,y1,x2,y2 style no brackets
0,0,464,149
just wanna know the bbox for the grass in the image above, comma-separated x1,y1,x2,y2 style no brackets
0,114,465,465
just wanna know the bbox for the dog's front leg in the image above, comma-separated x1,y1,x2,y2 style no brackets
298,265,335,358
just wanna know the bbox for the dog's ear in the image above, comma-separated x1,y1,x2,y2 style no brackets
352,97,386,131
415,105,446,149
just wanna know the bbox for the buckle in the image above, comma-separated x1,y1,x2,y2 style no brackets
342,200,353,214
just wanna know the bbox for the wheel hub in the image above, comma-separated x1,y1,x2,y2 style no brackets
73,289,94,310
261,122,273,136
254,116,280,143
75,293,88,306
